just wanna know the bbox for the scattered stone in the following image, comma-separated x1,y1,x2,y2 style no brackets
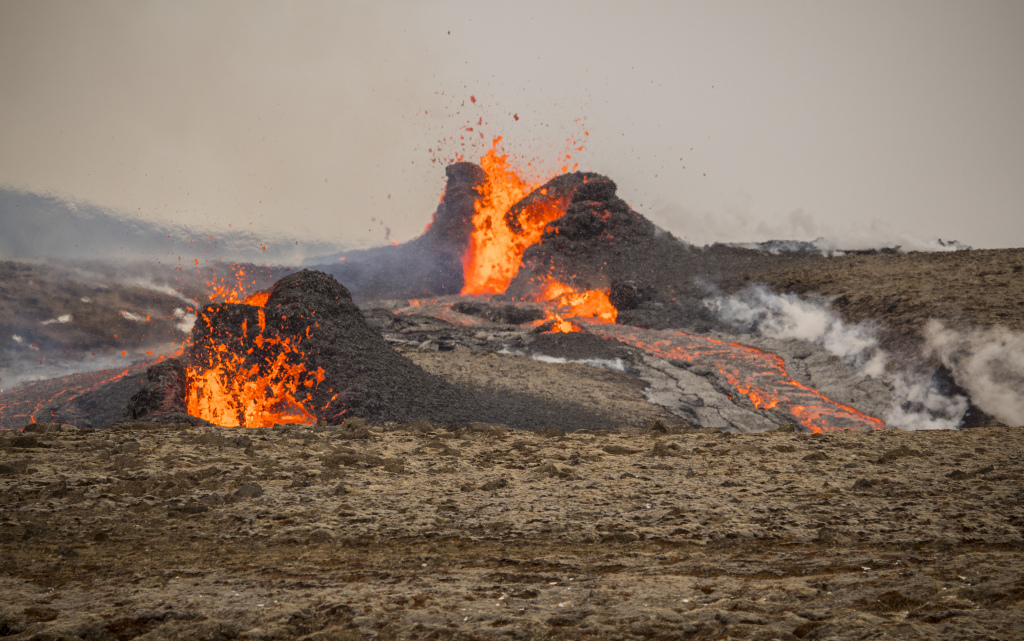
947,465,995,480
10,435,48,449
22,422,62,433
534,462,572,479
232,482,264,500
115,441,141,455
480,478,508,491
199,493,225,506
645,419,669,434
600,532,639,544
602,445,638,455
816,526,852,545
0,462,25,476
169,504,209,517
335,424,373,440
537,428,566,439
648,441,682,457
307,529,334,544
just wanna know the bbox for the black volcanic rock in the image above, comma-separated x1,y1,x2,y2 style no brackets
608,279,656,311
505,172,659,296
502,171,607,235
418,162,486,248
122,269,630,429
316,162,485,301
125,359,205,425
499,171,743,334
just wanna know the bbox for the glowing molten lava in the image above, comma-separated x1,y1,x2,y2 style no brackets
461,138,570,295
242,290,271,307
535,280,617,333
205,266,272,306
185,308,327,428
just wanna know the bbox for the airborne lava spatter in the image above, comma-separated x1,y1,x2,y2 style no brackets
185,304,329,428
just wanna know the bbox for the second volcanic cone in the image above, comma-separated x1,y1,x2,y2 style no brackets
184,269,478,426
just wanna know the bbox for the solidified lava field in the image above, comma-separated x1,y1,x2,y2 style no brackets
1,158,1023,639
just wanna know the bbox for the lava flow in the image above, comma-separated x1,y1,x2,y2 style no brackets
534,279,617,333
583,322,883,433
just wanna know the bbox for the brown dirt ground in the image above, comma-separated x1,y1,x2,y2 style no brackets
2,421,1022,640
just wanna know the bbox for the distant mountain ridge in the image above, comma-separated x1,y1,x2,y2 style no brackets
0,187,343,265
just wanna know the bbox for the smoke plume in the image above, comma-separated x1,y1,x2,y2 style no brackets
925,321,1024,426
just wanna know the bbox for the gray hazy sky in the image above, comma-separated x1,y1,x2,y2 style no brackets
2,0,1023,254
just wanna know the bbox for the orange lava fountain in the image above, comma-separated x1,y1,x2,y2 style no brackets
461,138,571,295
447,136,884,431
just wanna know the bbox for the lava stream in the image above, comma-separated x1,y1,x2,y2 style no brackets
534,280,617,333
582,321,884,433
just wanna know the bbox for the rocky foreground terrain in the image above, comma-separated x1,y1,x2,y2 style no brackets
2,420,1022,640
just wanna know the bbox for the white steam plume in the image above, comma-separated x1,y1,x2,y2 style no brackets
925,321,1024,426
706,285,969,430
706,286,887,376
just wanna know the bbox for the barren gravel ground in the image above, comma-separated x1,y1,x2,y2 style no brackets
401,348,681,430
2,421,1022,640
719,248,1024,349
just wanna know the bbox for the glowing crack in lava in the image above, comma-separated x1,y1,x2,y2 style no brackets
185,306,328,428
582,321,884,433
461,138,572,295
